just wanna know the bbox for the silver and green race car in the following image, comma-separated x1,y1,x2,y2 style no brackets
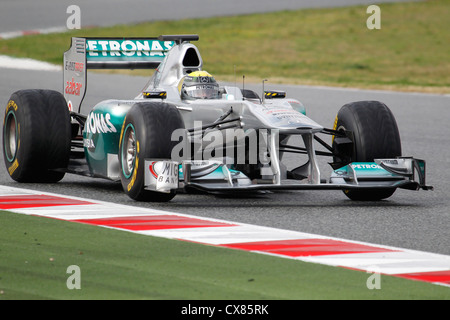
2,35,432,202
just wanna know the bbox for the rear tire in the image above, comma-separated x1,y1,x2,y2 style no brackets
3,89,71,182
332,101,401,201
118,102,185,202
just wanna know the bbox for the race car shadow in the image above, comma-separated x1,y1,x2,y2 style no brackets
170,189,425,210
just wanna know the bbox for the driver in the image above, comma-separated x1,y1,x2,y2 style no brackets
179,71,220,100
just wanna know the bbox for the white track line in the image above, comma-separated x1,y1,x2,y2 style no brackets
0,26,68,40
0,55,61,71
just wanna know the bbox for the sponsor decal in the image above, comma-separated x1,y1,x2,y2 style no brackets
331,115,338,144
253,104,319,127
149,161,158,179
127,156,138,192
65,77,83,96
146,160,179,192
85,112,117,134
8,159,19,175
380,159,398,165
83,138,95,149
150,161,177,181
65,61,84,72
86,39,174,58
7,100,18,112
351,163,383,170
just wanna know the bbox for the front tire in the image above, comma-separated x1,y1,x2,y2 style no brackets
118,102,184,202
332,101,401,201
3,89,71,182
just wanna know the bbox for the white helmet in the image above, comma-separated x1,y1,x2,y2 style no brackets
179,71,220,100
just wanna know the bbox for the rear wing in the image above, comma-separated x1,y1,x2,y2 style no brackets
63,35,198,112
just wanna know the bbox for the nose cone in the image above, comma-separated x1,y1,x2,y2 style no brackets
250,103,323,133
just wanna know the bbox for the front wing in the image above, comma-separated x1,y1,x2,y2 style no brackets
143,157,433,194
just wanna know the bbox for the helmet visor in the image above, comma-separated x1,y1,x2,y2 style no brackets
184,84,220,99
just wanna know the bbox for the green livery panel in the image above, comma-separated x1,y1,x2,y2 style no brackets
83,101,133,179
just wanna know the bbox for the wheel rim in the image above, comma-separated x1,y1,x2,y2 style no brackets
4,111,17,162
121,124,136,178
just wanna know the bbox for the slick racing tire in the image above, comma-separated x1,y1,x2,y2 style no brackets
119,102,185,202
3,89,71,183
332,101,401,201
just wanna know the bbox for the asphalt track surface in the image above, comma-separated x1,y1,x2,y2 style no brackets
0,0,448,259
1,0,419,33
1,68,449,257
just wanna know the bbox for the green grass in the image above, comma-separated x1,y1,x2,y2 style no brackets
0,210,449,300
0,0,449,93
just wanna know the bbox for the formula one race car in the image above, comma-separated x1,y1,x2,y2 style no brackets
3,35,433,202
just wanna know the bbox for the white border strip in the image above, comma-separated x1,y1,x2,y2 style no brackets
0,26,68,40
0,55,61,71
